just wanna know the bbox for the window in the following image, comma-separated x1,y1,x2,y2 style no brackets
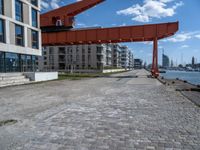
31,30,38,49
0,19,5,43
15,24,24,46
31,0,38,6
0,0,3,15
32,8,38,27
15,0,23,22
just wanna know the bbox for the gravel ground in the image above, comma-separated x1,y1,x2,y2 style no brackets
0,70,200,150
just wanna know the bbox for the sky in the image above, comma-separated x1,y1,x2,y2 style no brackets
41,0,200,66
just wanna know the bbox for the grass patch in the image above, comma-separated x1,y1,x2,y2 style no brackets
58,71,128,80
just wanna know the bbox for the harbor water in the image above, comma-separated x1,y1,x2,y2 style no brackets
160,71,200,85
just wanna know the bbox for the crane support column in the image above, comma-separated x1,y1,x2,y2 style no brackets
152,37,159,78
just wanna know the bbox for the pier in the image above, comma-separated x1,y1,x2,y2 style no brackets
0,70,200,149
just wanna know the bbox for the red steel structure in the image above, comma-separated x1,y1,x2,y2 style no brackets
41,0,179,77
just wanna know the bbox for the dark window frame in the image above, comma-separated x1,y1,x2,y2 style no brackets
15,24,24,46
0,18,5,43
0,0,4,15
31,0,38,7
32,8,38,27
31,30,38,49
15,0,23,22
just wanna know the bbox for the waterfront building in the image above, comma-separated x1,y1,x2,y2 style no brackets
120,46,130,69
192,56,195,66
36,44,114,72
128,50,134,69
162,54,170,68
36,43,135,72
134,59,143,69
0,0,41,72
111,44,122,68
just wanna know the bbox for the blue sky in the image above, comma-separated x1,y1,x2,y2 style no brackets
41,0,200,65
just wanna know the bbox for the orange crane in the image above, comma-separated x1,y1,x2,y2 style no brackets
41,0,179,77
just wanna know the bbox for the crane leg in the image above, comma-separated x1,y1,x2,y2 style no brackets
151,37,159,78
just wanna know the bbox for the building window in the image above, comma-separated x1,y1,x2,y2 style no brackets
31,30,38,49
31,0,38,6
32,8,38,27
0,0,3,15
15,24,24,46
15,0,23,22
0,19,5,43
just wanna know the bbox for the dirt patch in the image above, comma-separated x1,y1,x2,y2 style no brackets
0,119,18,127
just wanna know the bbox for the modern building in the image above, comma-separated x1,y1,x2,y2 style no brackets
0,0,41,73
36,44,114,72
111,44,122,68
162,54,170,68
192,56,195,66
134,59,143,69
128,50,134,69
120,46,129,69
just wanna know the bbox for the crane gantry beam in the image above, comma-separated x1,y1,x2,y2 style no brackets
42,22,178,46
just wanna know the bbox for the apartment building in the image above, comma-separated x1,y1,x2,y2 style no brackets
121,46,130,69
111,44,122,68
120,45,134,69
36,44,113,72
0,0,41,72
129,51,134,69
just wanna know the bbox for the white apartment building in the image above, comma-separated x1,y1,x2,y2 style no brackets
111,44,122,68
36,44,113,72
129,51,134,69
121,46,130,69
121,46,134,69
0,0,41,72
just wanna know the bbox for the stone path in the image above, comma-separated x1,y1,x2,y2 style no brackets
0,70,200,150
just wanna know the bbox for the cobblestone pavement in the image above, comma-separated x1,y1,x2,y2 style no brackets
0,70,200,150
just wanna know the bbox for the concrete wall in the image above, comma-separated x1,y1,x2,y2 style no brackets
4,0,12,18
23,3,29,25
24,72,58,82
9,22,15,45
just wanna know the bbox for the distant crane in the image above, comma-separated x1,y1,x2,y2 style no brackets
40,0,179,77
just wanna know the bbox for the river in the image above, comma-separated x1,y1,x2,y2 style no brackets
160,70,200,85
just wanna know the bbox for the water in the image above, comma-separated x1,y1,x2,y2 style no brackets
160,71,200,85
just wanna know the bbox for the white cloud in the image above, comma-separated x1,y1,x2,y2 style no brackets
41,0,61,10
163,31,200,42
117,0,183,22
181,45,189,48
195,34,200,39
76,23,86,27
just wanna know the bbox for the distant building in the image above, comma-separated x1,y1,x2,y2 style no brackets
37,44,113,72
120,46,129,69
111,44,122,68
37,43,134,72
162,54,170,68
134,59,143,69
192,56,195,66
128,51,134,69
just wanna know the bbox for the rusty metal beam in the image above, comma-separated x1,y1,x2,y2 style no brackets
42,22,179,46
41,0,105,27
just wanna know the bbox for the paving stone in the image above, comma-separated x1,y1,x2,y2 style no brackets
0,70,199,150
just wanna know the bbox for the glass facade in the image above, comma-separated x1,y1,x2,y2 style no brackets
15,24,24,46
32,8,38,27
32,30,38,49
15,0,23,22
0,52,36,72
31,0,38,6
0,0,3,15
0,19,5,43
